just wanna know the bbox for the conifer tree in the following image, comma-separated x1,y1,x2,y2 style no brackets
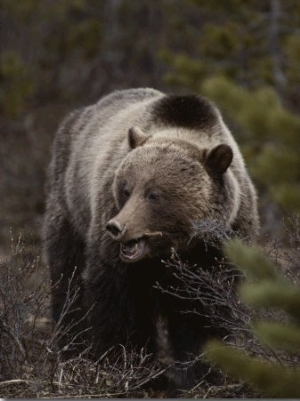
205,239,300,398
161,0,300,213
200,77,300,213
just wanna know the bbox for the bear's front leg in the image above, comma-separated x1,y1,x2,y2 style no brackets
82,242,136,359
43,202,88,358
156,290,228,394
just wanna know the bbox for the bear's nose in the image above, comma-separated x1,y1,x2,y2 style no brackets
106,220,125,239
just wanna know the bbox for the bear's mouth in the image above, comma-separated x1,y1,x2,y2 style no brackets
120,238,147,262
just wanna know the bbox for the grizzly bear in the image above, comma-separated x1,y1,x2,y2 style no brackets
43,88,259,391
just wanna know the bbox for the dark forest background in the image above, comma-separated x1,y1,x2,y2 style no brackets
1,0,300,256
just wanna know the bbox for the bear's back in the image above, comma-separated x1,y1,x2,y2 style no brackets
95,87,163,119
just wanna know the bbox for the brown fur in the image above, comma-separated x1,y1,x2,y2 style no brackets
43,88,259,390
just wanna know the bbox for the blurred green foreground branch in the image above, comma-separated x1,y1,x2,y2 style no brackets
205,239,300,398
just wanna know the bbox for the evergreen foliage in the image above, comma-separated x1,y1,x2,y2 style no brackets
161,1,300,213
201,77,300,212
205,239,300,398
0,52,35,118
162,0,300,100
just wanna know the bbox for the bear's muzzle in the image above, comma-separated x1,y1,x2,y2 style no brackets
106,219,125,240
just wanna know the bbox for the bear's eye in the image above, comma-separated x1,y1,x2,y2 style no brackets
147,191,160,202
118,184,131,206
123,187,131,198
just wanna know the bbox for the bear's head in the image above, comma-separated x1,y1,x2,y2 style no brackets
106,127,237,263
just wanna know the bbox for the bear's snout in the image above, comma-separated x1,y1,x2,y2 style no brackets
106,219,125,240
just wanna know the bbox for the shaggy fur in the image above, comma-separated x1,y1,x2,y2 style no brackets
43,88,259,391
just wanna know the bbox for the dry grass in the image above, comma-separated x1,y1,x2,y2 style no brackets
0,233,245,398
0,223,299,398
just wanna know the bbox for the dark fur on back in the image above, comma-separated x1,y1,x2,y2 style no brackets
152,95,218,130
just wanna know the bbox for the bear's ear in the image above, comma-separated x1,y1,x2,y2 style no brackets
204,144,233,175
128,126,150,149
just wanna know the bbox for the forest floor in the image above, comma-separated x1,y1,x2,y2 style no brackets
1,106,299,398
1,223,299,398
0,235,254,398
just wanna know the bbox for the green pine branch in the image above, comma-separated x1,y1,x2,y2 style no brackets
206,340,300,398
204,239,300,398
253,321,300,351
